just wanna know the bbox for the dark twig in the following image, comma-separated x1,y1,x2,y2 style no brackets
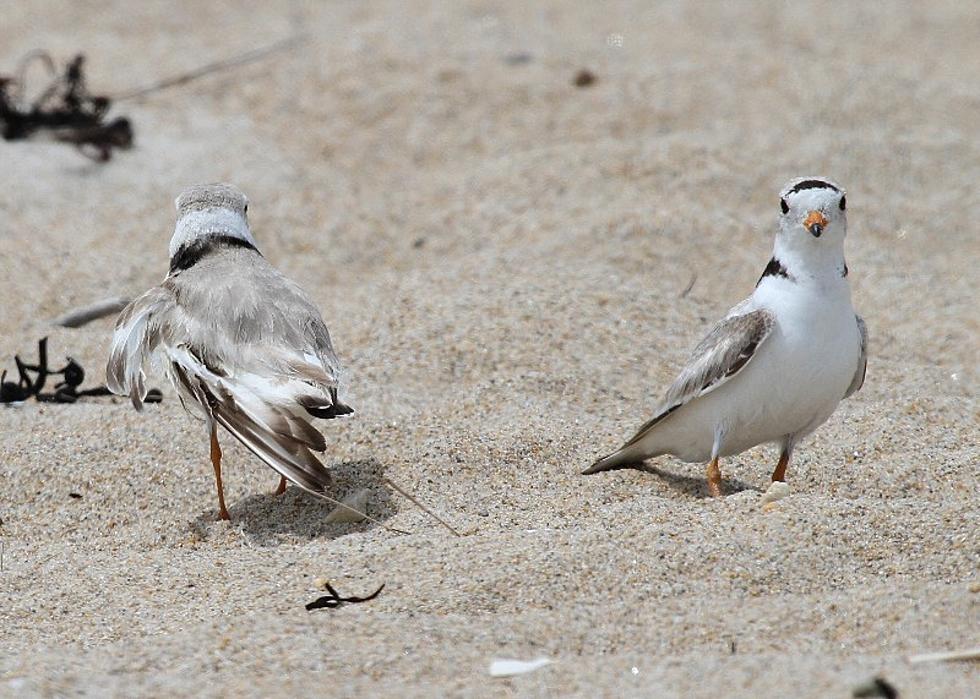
114,34,308,102
305,582,385,611
679,272,697,299
52,116,132,162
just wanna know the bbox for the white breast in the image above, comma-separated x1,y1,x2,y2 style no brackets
651,275,860,461
732,276,859,450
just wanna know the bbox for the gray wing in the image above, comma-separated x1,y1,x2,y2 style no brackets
167,346,337,495
844,315,867,399
106,285,176,410
167,251,346,404
584,307,775,473
160,253,352,492
582,303,775,474
623,308,775,447
109,250,351,495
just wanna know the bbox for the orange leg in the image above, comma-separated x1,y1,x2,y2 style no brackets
209,425,230,521
274,476,287,495
771,450,790,482
706,457,723,497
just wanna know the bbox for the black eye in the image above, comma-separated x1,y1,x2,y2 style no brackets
780,198,789,214
838,196,846,211
243,204,248,214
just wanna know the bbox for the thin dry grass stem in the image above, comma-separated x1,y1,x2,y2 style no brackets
382,477,463,537
114,34,308,102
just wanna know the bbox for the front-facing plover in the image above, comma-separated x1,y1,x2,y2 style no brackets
584,177,867,496
107,183,353,520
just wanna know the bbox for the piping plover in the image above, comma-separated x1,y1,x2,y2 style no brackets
107,183,352,520
584,177,867,496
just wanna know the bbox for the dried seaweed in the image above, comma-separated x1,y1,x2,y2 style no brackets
1,36,308,162
305,581,385,611
0,52,132,161
0,337,161,404
852,676,899,699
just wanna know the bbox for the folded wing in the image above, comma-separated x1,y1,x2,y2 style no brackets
844,315,867,399
583,307,775,474
168,346,337,494
109,253,353,493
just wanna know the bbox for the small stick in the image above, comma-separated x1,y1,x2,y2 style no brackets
114,34,308,102
382,476,462,537
52,296,130,328
907,647,980,664
679,272,697,299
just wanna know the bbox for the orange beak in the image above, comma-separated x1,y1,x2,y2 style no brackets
804,210,828,237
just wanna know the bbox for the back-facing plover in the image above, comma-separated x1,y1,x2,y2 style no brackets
107,183,352,520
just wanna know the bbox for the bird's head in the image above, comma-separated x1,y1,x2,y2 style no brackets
774,177,847,270
169,183,257,259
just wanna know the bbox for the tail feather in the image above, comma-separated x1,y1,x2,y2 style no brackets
169,351,335,494
582,444,647,475
299,388,354,420
212,400,332,493
303,401,354,419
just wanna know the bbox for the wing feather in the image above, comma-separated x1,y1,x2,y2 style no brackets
113,253,352,494
663,309,775,407
106,286,175,410
169,348,334,493
844,315,868,398
624,308,774,447
167,255,350,417
584,307,775,473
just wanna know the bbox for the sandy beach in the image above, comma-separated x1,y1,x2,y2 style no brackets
1,1,977,696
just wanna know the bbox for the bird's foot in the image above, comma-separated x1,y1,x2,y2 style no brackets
706,457,724,497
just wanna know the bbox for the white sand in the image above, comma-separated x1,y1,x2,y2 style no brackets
1,2,977,696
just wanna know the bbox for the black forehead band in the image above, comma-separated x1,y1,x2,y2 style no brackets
788,180,840,195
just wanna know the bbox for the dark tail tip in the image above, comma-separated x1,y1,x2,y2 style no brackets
582,449,643,475
305,402,354,420
581,458,609,475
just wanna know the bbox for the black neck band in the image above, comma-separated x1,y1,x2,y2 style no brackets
756,256,791,286
169,235,258,274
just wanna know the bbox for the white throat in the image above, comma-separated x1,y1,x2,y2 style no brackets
771,233,847,282
169,208,257,258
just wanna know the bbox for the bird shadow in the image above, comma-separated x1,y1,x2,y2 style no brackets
598,461,759,499
188,458,398,546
